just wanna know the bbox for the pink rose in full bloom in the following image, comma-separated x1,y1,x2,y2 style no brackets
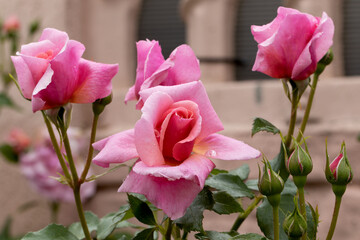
251,7,334,80
93,81,260,219
125,40,200,109
11,28,118,112
3,15,20,32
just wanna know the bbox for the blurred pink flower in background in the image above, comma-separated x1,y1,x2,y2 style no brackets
94,81,260,219
125,39,201,109
11,28,118,112
19,128,95,203
7,128,31,154
3,15,20,32
251,7,334,80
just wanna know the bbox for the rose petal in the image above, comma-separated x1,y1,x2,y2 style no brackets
71,59,118,103
92,129,138,168
194,133,261,160
292,12,334,80
119,171,201,220
165,44,201,85
134,91,175,166
38,28,69,55
124,85,137,103
119,154,215,219
32,40,85,110
139,81,223,141
135,40,165,98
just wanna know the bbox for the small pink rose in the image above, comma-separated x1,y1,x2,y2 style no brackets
3,15,20,32
7,128,31,153
125,40,200,109
93,81,260,219
251,7,334,80
11,28,119,112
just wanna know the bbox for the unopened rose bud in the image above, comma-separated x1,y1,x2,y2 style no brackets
325,141,353,197
283,197,307,239
3,15,20,32
315,49,333,75
258,159,284,206
287,142,313,177
92,93,112,115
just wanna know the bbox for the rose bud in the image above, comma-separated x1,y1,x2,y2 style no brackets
283,197,307,239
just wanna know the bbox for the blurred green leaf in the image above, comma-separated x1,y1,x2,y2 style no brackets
252,118,280,137
68,211,99,239
0,144,18,164
133,228,156,240
229,164,250,180
22,224,78,240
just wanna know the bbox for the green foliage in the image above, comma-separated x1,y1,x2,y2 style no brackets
252,118,280,137
128,194,157,226
256,194,316,240
269,143,290,182
212,191,244,215
229,164,250,180
22,224,78,240
68,211,99,239
0,144,18,163
175,187,214,232
206,173,254,199
132,228,156,240
195,231,268,240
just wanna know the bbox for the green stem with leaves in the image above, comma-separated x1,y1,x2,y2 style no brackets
58,120,91,240
285,83,299,149
41,111,72,186
295,73,319,143
231,194,264,231
80,113,99,183
326,196,342,240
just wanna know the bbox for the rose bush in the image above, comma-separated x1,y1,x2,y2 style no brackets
93,81,260,219
11,28,118,112
251,7,334,80
124,39,200,108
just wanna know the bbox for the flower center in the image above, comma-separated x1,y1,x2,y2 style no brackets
36,50,54,60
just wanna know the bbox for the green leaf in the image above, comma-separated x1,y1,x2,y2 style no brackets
0,216,12,239
206,173,254,198
97,205,132,240
252,118,280,137
229,164,250,180
245,179,258,191
128,194,157,226
212,191,244,215
0,144,19,164
175,187,214,232
132,228,156,240
256,194,316,240
68,211,99,239
269,143,289,182
230,233,269,240
22,224,78,240
0,92,17,109
195,231,233,240
210,168,228,176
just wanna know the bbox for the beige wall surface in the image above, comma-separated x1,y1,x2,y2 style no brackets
0,0,359,239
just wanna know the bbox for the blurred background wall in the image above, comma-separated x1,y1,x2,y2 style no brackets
0,0,359,239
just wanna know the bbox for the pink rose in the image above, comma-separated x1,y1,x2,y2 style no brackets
7,128,31,154
3,15,20,32
11,28,119,112
124,40,200,109
93,81,260,219
20,146,95,203
251,7,334,80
